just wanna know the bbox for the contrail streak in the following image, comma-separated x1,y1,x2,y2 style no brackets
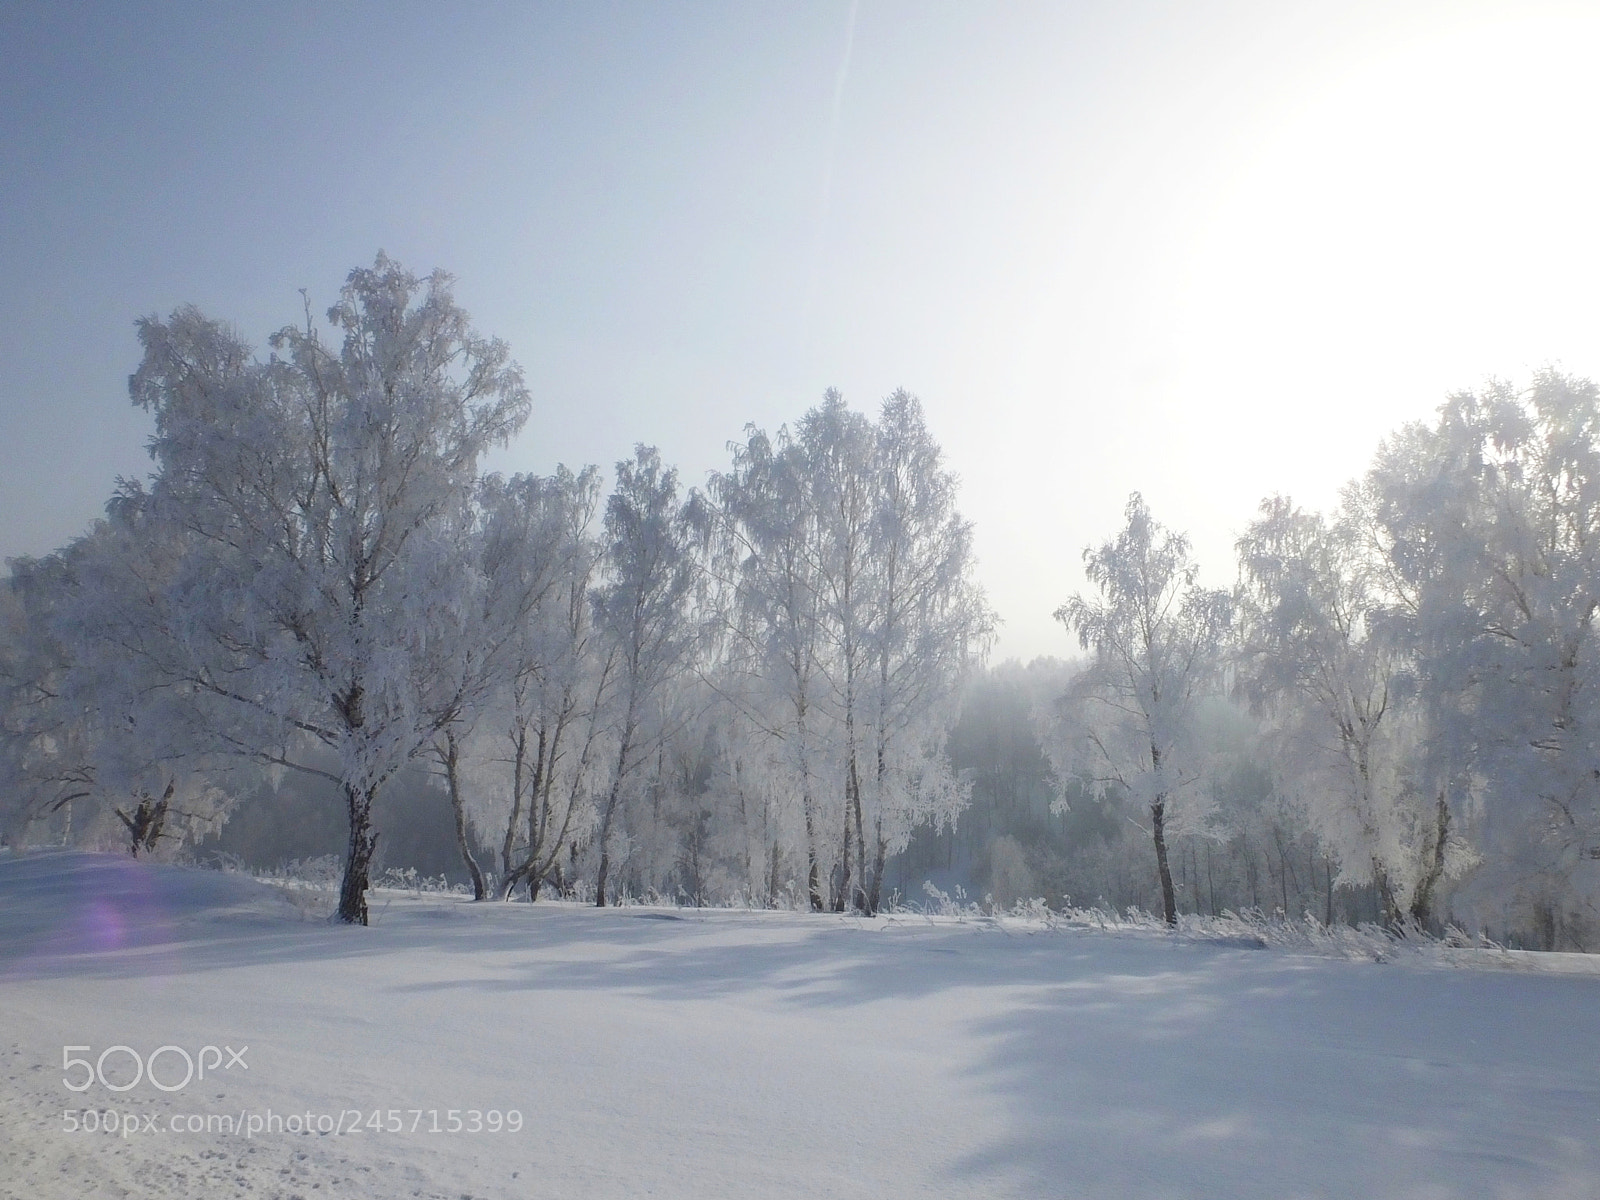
803,0,860,344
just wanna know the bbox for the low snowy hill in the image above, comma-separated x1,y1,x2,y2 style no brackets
0,850,311,963
2,850,1598,1199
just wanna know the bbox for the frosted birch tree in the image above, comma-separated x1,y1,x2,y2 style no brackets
801,392,877,911
485,466,610,901
709,422,832,909
0,550,95,847
591,446,703,906
1055,493,1231,926
1366,371,1600,936
1236,495,1462,925
858,390,993,912
710,391,992,913
128,255,529,923
419,469,601,902
1,509,241,857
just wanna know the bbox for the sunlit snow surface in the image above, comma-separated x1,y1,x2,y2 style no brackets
2,850,1598,1199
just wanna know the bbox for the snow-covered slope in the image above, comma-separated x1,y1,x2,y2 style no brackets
2,850,1597,1199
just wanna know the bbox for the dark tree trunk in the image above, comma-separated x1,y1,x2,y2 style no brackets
1410,792,1451,929
526,723,552,873
1205,843,1217,917
595,841,612,908
850,756,869,914
144,796,168,854
501,722,572,902
116,781,174,857
337,782,380,925
1279,850,1289,914
595,702,637,907
500,724,530,882
596,763,627,908
833,795,852,913
1273,825,1293,914
1151,797,1177,927
867,813,887,915
596,769,624,908
1148,742,1177,926
1373,860,1401,928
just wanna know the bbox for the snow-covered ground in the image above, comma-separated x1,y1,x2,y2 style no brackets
2,851,1598,1200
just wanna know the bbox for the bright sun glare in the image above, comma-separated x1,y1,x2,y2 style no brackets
1183,11,1600,432
1029,7,1600,611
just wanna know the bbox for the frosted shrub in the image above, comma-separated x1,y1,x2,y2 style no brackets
375,866,464,896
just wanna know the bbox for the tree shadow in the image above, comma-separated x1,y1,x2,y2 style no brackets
942,949,1600,1199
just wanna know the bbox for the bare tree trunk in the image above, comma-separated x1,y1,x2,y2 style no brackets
736,780,753,903
1205,843,1217,916
337,781,380,925
1410,791,1450,928
795,703,825,911
501,713,587,903
524,726,550,897
1151,796,1177,926
596,738,630,908
116,801,149,856
595,656,642,908
1181,841,1193,915
867,813,887,915
1190,842,1202,915
143,792,168,853
501,724,529,881
1272,824,1296,915
116,781,175,857
595,812,615,907
1373,859,1401,928
833,791,852,912
444,732,488,902
1149,743,1177,926
850,755,869,914
532,725,552,870
499,724,547,900
803,794,823,911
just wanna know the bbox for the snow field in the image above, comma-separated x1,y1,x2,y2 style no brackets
2,850,1599,1199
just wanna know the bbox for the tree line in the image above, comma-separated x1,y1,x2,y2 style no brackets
3,256,1597,946
0,256,992,924
991,371,1600,947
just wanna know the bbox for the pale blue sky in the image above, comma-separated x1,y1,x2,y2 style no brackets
6,2,1600,661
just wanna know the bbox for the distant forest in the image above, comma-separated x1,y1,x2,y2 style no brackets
4,256,1597,948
